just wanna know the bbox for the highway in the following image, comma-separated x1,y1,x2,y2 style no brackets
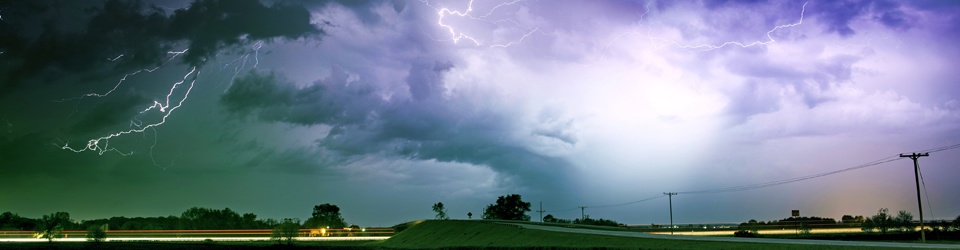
507,223,960,249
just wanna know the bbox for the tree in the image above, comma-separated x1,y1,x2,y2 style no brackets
467,212,472,219
543,214,557,223
304,204,347,229
862,208,894,233
482,194,531,221
86,224,107,242
895,210,915,232
954,214,960,232
35,212,71,242
432,202,449,220
271,218,300,245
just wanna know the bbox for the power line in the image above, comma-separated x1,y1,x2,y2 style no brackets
677,155,903,195
541,143,960,220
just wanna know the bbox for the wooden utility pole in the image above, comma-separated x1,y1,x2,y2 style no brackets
537,201,545,223
900,153,929,243
664,192,677,235
579,206,587,221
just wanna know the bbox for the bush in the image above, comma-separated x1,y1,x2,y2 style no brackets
85,224,106,242
271,218,300,245
734,230,758,238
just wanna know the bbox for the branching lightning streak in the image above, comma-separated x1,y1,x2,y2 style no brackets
60,66,199,155
221,41,263,92
489,27,540,48
55,49,188,101
107,54,124,61
425,0,539,48
435,0,481,45
659,2,808,51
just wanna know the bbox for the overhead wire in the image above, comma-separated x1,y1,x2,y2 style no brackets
541,142,960,217
677,155,903,194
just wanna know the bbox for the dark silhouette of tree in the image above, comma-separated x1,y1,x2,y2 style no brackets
895,210,915,232
304,203,347,228
953,215,960,231
482,194,531,221
432,202,449,220
85,224,107,242
863,208,895,233
467,212,472,219
271,218,300,244
543,214,557,223
179,207,243,229
0,212,38,230
36,212,71,242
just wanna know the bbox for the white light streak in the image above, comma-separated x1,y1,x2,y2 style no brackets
0,236,390,242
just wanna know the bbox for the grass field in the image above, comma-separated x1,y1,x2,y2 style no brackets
2,220,952,249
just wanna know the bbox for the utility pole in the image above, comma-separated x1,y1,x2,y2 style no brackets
664,192,677,235
579,206,587,221
900,153,929,243
537,201,545,223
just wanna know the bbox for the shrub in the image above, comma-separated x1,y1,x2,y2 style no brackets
85,224,106,242
734,230,758,237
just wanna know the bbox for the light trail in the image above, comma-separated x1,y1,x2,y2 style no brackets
0,236,389,243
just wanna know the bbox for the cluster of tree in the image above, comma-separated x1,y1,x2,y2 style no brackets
76,207,279,231
542,214,622,227
1,203,354,243
738,216,838,231
482,194,531,221
1,212,43,230
840,215,866,224
861,208,916,233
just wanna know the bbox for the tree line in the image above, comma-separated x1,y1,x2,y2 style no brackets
736,208,960,233
1,203,353,243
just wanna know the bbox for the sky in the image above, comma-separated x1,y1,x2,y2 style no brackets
1,0,959,227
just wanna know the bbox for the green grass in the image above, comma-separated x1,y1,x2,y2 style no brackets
378,220,926,249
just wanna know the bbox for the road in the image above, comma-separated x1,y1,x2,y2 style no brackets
507,223,960,249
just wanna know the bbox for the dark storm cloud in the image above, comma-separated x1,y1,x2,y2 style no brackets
69,92,149,135
222,65,576,191
0,0,321,96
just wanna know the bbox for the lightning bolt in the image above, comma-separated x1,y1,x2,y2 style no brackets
434,0,481,45
585,1,809,65
60,66,199,155
55,49,188,101
656,2,809,51
58,38,265,160
424,0,540,48
107,54,124,61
